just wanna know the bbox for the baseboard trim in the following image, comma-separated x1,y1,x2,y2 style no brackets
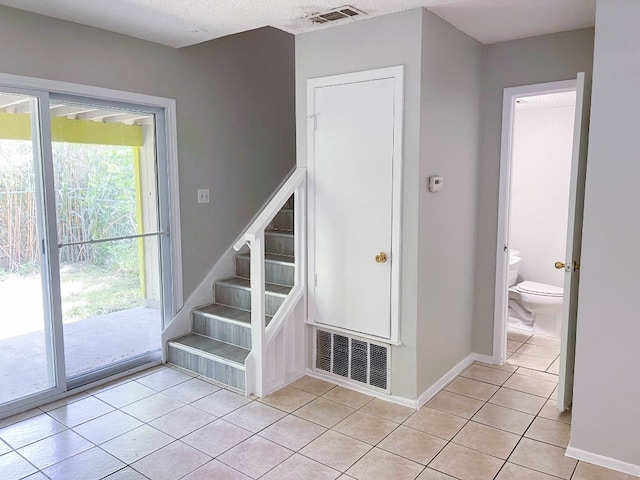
566,445,640,477
416,353,484,409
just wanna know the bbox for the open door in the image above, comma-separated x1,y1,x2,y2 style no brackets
557,72,592,412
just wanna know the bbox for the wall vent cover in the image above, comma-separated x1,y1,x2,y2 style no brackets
314,328,389,392
308,6,366,25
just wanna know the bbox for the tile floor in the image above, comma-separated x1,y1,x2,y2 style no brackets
0,331,637,480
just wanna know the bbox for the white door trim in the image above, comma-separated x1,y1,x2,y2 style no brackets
0,72,183,313
493,79,577,364
306,66,404,343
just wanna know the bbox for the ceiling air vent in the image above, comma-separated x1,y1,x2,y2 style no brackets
308,6,366,25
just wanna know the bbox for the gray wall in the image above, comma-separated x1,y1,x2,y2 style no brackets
296,8,423,399
0,6,296,302
416,11,482,393
571,0,640,467
473,29,595,355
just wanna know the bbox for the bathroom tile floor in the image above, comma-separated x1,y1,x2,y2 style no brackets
0,331,637,480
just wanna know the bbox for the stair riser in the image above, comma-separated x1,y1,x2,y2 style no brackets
168,346,245,392
265,234,294,256
215,283,285,316
268,210,293,232
235,257,294,287
193,313,251,349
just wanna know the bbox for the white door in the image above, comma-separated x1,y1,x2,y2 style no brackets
557,72,592,411
309,68,402,340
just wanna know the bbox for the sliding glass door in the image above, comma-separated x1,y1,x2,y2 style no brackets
0,86,173,411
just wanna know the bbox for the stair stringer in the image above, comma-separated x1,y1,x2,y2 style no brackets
160,243,246,361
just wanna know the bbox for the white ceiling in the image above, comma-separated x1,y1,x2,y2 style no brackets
0,0,596,48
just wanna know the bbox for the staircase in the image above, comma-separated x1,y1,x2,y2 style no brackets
167,196,295,393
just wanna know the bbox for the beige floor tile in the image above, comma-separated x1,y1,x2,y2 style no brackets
509,437,577,479
495,462,560,479
47,396,114,428
507,353,555,371
550,386,558,400
416,468,457,479
573,461,640,480
131,441,211,480
72,410,143,445
359,398,415,423
489,387,546,415
182,459,251,480
403,407,467,440
94,381,156,408
0,413,67,449
85,377,132,395
547,357,560,375
333,411,397,445
149,405,215,438
290,376,336,396
516,344,560,359
429,443,504,480
162,378,221,404
294,397,355,428
538,399,572,424
507,340,523,353
0,409,42,429
322,386,373,409
120,393,184,423
40,392,90,412
516,368,559,383
426,391,484,419
503,374,557,398
262,453,340,480
17,429,92,469
461,365,513,385
259,414,326,451
526,335,561,349
507,330,532,343
452,421,520,459
0,451,38,479
181,419,251,457
300,430,372,472
445,377,499,401
42,446,125,480
524,417,571,448
135,367,193,391
223,401,286,433
472,403,534,435
346,447,424,480
378,425,446,465
0,438,10,455
258,386,316,412
101,425,174,464
473,361,518,373
218,435,293,478
191,389,251,417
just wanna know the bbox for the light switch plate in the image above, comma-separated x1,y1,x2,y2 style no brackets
197,189,210,203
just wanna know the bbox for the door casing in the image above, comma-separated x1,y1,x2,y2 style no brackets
306,66,404,343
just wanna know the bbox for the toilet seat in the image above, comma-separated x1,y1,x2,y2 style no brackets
516,281,563,297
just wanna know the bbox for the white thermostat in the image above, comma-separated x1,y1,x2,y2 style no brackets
429,176,444,192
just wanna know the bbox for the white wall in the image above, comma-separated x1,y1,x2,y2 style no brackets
0,5,296,303
474,29,595,355
570,0,640,471
510,104,575,287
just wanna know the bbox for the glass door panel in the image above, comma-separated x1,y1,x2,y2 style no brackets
50,100,163,382
0,91,55,404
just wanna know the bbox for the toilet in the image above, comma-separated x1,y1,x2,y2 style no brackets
507,252,564,336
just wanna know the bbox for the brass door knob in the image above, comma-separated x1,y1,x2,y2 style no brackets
375,252,388,263
555,261,566,270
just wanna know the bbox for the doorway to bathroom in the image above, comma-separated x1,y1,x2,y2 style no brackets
494,73,591,412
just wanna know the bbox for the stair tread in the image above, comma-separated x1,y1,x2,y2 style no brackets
217,276,292,296
236,252,294,265
169,333,249,365
193,302,272,326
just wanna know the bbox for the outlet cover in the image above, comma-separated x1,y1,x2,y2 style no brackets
197,189,210,204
